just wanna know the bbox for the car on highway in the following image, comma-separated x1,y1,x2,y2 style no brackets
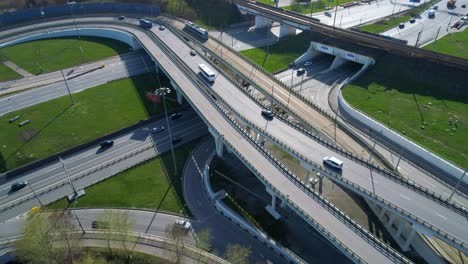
261,109,274,120
172,137,182,144
190,49,197,56
152,126,165,134
432,5,438,10
117,16,125,21
10,181,28,192
410,18,416,23
170,113,182,120
451,20,465,29
462,16,468,21
428,9,436,18
297,68,306,75
100,140,114,148
175,219,191,231
399,23,405,29
323,156,343,170
92,221,109,229
159,25,165,30
303,61,312,67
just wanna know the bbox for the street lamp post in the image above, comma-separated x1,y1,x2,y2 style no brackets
28,184,43,207
155,87,178,177
60,69,75,105
60,157,84,201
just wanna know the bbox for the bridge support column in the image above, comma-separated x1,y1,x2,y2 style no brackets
265,188,281,220
395,221,405,238
255,15,273,30
402,227,417,252
170,81,183,104
279,24,296,38
329,56,347,71
385,214,397,229
209,127,224,158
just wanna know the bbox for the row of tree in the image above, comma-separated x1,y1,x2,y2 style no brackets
15,209,251,264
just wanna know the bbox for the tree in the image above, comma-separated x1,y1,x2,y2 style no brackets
165,223,188,263
97,210,135,259
195,228,213,252
223,244,251,264
48,210,81,263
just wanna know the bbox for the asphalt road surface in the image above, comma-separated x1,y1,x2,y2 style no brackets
0,50,152,116
0,110,207,222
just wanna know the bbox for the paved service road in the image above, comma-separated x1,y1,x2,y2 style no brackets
0,111,207,222
0,50,152,116
183,139,286,263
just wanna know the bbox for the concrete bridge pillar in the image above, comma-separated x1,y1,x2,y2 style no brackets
265,187,281,220
170,81,184,104
378,206,387,219
329,56,347,71
395,221,406,238
385,214,397,229
403,227,417,251
255,15,273,30
279,24,296,38
209,127,224,158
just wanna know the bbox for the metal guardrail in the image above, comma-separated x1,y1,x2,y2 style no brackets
160,20,467,218
143,22,411,264
0,143,157,214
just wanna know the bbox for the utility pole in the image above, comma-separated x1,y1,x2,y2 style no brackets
28,184,43,207
59,157,83,201
288,65,294,105
449,168,468,201
155,87,178,177
432,26,442,47
332,0,339,29
60,69,75,105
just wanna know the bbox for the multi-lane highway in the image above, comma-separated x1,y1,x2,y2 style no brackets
0,51,152,116
0,111,207,222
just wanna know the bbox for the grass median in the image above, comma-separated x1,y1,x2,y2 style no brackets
240,32,311,73
0,72,177,172
0,63,22,82
284,0,356,14
0,37,130,75
47,139,202,214
424,29,468,59
342,55,467,167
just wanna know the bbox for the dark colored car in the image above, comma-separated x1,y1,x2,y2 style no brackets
410,18,416,23
170,113,182,120
152,126,166,134
261,109,274,120
297,68,306,75
190,49,197,56
172,137,182,144
398,23,405,29
100,140,114,148
117,16,126,21
11,181,28,192
92,221,109,229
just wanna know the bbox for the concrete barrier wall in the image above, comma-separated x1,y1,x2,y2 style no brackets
338,92,467,187
0,27,140,49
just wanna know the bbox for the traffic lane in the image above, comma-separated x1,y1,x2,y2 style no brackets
0,54,152,116
183,139,290,263
0,119,205,202
144,24,396,263
276,55,335,83
0,126,208,223
157,26,468,241
0,111,201,194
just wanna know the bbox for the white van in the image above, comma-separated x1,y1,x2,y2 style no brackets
323,156,344,170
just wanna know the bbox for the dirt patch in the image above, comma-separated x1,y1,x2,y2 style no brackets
19,128,38,142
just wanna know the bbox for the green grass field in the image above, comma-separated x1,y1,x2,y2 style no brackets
0,73,177,172
256,0,276,5
424,29,468,59
0,63,22,82
240,32,311,73
343,56,467,167
283,0,356,14
358,2,432,33
47,140,201,214
0,37,130,75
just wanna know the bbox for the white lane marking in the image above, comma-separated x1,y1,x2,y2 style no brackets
399,194,411,200
367,177,378,184
436,213,447,220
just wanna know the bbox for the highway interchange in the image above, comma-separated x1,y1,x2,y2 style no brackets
0,2,466,263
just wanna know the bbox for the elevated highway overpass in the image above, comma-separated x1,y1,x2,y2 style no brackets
0,18,411,263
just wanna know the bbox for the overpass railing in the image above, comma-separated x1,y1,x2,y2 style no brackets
160,19,467,217
144,21,412,264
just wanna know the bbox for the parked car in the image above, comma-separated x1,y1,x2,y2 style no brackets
297,68,306,75
303,61,312,67
170,113,182,120
323,156,344,170
100,140,114,148
159,25,165,30
117,16,126,21
261,109,274,120
399,23,405,29
410,18,416,23
190,49,197,56
10,181,28,192
152,126,165,134
175,219,192,230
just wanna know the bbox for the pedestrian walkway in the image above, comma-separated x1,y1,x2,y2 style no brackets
3,61,32,77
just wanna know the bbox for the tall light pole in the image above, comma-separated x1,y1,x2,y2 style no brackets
449,168,468,201
60,69,75,105
60,157,77,199
155,87,178,177
28,184,43,207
